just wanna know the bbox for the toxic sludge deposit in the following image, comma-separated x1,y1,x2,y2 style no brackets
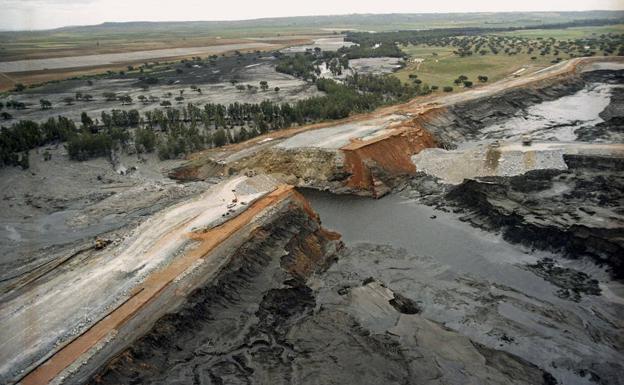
0,37,623,385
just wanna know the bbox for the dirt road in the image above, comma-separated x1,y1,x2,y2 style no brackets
0,176,291,384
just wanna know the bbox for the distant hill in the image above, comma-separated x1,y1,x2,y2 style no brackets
1,11,622,63
4,11,624,36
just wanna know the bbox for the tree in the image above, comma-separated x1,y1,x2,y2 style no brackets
14,83,25,92
213,128,227,147
478,75,488,82
160,100,172,107
174,96,185,103
443,86,453,92
463,80,473,88
81,112,95,131
83,94,94,101
134,128,157,153
128,109,140,126
40,99,52,110
260,81,269,91
230,79,238,86
63,97,74,105
236,84,246,92
119,95,132,105
274,87,280,92
1,112,12,120
75,92,83,101
138,95,147,104
103,92,117,101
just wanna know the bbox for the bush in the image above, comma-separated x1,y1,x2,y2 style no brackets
443,86,453,92
66,132,113,161
134,128,157,153
213,128,227,147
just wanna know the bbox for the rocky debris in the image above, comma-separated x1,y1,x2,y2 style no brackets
445,154,624,278
232,147,348,189
412,143,571,185
524,258,601,302
388,292,421,314
397,172,452,208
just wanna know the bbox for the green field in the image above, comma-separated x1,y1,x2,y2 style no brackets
1,12,623,61
395,25,624,91
495,24,624,39
396,47,560,89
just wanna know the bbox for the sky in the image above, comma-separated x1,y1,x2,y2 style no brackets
0,0,622,31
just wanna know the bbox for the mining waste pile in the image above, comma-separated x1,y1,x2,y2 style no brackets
1,57,623,385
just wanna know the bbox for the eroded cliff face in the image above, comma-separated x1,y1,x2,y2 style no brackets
342,125,437,197
232,147,350,192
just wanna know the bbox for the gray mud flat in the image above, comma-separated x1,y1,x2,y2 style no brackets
0,42,278,73
305,190,624,385
421,70,623,148
90,195,556,385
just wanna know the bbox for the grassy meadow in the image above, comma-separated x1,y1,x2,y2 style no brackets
394,24,624,91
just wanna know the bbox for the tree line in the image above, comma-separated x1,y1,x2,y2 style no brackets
0,71,433,167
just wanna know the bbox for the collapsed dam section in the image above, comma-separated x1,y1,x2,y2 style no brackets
171,57,622,197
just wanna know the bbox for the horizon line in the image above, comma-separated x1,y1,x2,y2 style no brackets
1,9,623,33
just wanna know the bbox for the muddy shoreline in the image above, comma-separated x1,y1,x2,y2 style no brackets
90,205,558,385
444,155,624,278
